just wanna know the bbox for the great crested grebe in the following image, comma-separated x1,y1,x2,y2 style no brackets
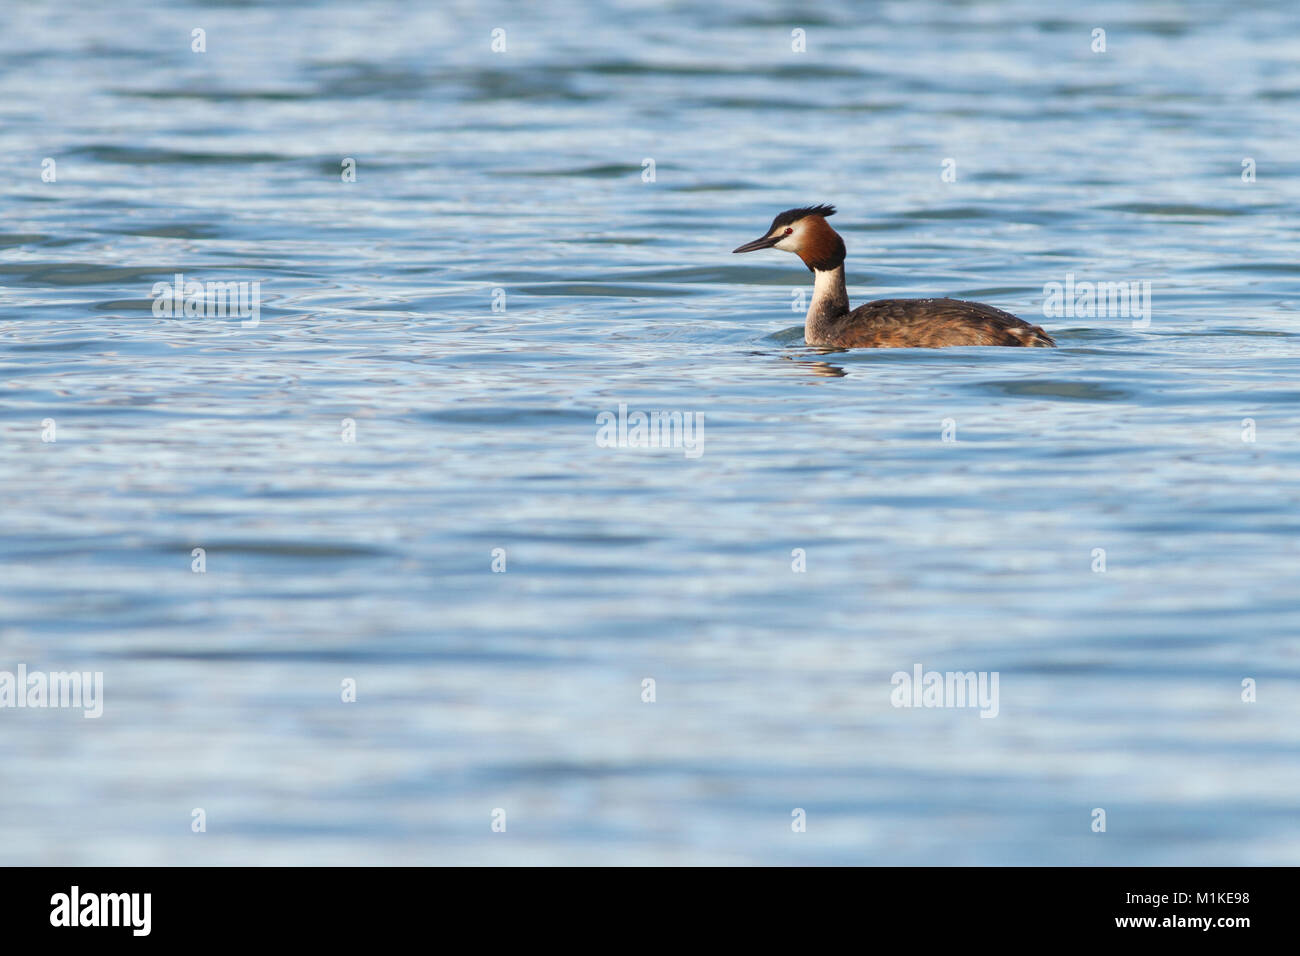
733,204,1055,348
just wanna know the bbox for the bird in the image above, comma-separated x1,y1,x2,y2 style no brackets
732,204,1054,348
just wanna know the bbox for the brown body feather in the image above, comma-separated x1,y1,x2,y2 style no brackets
811,297,1055,349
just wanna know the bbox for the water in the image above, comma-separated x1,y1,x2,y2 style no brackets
2,0,1298,865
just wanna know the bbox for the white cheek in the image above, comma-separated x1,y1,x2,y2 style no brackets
774,234,797,251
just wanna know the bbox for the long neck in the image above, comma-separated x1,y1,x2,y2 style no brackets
796,218,850,342
806,264,849,340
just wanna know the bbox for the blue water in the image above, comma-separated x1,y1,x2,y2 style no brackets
2,0,1298,864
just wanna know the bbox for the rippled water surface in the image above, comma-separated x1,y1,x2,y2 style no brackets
2,1,1299,864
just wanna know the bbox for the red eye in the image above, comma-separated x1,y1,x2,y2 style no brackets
784,227,793,235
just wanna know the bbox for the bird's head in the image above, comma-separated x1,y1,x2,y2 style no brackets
732,204,845,271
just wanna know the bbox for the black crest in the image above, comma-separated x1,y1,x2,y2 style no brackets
770,204,836,230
